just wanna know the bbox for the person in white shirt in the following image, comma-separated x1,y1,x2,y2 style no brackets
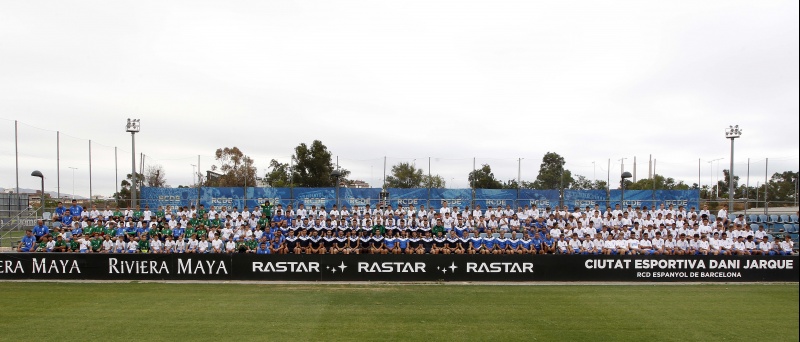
663,234,677,255
174,237,186,253
639,234,655,255
602,236,616,255
699,205,711,220
717,205,728,224
568,234,583,254
614,235,629,255
163,236,176,253
779,236,795,255
754,236,770,255
211,236,223,253
113,237,126,254
556,235,569,254
102,235,114,253
126,239,138,253
150,237,163,254
729,236,748,255
225,239,236,253
197,236,210,253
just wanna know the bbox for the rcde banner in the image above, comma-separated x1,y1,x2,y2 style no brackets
0,254,795,282
142,187,698,211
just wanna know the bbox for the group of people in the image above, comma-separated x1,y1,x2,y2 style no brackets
16,199,796,255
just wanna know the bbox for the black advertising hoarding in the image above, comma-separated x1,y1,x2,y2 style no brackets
0,253,796,282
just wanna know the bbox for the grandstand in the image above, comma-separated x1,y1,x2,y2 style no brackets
9,195,797,255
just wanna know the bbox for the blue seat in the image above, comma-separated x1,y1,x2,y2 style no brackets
779,215,789,223
709,214,716,222
758,214,768,223
769,215,779,223
784,224,795,233
748,214,758,223
791,214,799,224
790,233,799,242
750,224,759,232
728,214,737,222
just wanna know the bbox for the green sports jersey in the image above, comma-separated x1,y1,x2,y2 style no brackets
257,218,268,228
432,225,444,236
113,210,123,217
196,229,207,239
91,239,102,251
161,227,172,236
236,241,247,251
197,209,207,218
189,218,200,227
156,211,165,218
209,219,220,228
246,239,258,250
138,240,150,252
261,204,272,217
69,241,80,250
372,225,386,235
200,219,211,227
105,227,116,236
37,242,47,251
185,228,196,238
55,240,66,249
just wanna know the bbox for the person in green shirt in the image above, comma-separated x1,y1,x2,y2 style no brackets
432,219,445,236
161,226,172,239
90,235,103,252
53,236,67,252
245,238,258,253
196,205,207,220
261,200,273,224
155,206,165,220
113,207,124,219
189,214,200,229
200,214,211,228
257,217,269,230
35,240,48,252
69,239,80,253
138,236,150,253
209,217,221,228
236,239,248,253
372,223,386,236
184,224,196,242
196,226,207,240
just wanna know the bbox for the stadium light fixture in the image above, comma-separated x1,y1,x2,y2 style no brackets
31,170,44,210
725,125,742,212
126,119,140,209
621,171,633,207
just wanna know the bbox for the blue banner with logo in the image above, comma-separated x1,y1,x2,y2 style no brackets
140,187,698,213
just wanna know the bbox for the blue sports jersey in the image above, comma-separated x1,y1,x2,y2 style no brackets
61,216,73,226
470,237,483,249
521,238,532,249
496,238,509,249
69,205,83,218
173,228,184,238
71,227,83,236
257,247,270,254
384,237,396,249
397,237,408,249
483,237,496,249
21,235,36,251
509,238,520,249
532,238,542,249
32,225,49,238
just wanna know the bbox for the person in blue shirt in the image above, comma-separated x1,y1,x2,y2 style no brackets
69,199,83,219
495,232,510,254
483,234,497,254
468,231,483,254
32,220,49,242
18,230,37,252
543,233,556,254
256,242,270,254
61,210,74,228
531,235,543,254
52,202,67,227
70,223,83,238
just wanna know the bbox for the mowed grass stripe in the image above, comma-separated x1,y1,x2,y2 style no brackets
0,283,796,342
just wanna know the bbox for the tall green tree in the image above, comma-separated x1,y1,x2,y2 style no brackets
291,140,350,187
624,174,691,191
385,162,424,188
469,164,503,189
207,147,256,187
532,152,573,190
423,175,446,188
264,159,291,187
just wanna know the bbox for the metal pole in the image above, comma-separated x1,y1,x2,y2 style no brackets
57,131,61,200
89,140,93,201
698,158,701,198
517,157,521,206
764,158,768,217
69,167,77,199
131,132,136,209
382,156,387,189
115,147,118,197
633,156,637,182
244,159,247,207
728,138,734,212
290,157,294,207
197,155,201,207
606,159,610,201
653,159,657,200
428,157,431,208
15,120,19,196
745,158,749,216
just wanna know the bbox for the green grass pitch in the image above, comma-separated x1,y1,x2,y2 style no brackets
0,283,796,341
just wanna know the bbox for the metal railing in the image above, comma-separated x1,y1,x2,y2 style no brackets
0,208,38,248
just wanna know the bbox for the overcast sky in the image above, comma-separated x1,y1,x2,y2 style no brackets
1,0,798,197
